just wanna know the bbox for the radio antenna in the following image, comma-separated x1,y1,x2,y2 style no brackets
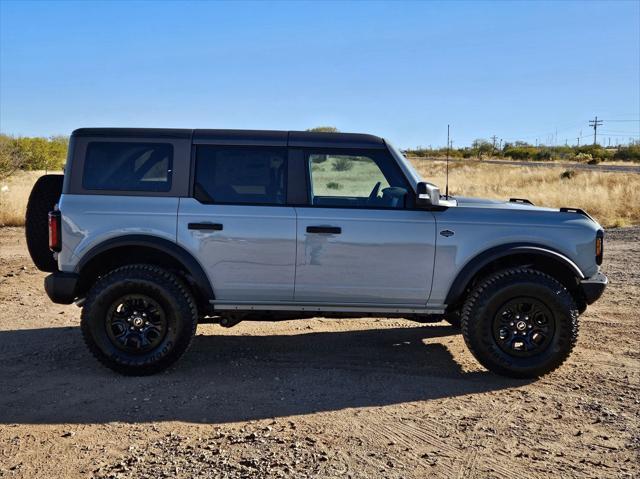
445,124,450,199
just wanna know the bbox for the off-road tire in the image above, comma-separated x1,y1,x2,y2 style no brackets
461,268,579,378
25,174,64,272
81,264,198,376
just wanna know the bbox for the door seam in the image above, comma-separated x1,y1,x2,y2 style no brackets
292,206,299,301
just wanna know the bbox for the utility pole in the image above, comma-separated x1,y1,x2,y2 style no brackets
490,135,498,155
589,116,603,145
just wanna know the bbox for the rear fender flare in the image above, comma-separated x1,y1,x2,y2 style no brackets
75,235,214,301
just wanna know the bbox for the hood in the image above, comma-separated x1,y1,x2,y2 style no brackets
449,195,601,228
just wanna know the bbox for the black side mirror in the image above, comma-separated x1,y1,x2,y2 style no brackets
416,182,441,207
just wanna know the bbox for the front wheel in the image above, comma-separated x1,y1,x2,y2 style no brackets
81,264,198,375
461,268,579,378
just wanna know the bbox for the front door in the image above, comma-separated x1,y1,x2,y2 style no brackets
293,149,437,305
177,144,296,301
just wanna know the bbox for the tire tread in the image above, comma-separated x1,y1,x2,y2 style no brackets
80,264,198,376
460,267,579,378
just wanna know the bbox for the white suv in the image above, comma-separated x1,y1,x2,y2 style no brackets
25,128,607,377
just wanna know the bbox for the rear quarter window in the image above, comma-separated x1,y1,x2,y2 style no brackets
82,142,173,192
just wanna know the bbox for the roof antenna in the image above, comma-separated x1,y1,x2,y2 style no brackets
445,124,450,199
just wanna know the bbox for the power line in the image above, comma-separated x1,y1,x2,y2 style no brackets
589,116,603,145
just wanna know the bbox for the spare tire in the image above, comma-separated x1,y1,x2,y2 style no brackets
25,174,64,272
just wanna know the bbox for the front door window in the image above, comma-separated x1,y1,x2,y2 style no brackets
307,150,408,209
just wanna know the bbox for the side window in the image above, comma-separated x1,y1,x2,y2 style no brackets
194,146,287,205
83,142,173,192
307,150,408,208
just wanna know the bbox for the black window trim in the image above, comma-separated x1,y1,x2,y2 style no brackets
301,147,414,211
192,144,290,207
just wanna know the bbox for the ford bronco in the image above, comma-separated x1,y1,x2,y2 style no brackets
25,128,607,377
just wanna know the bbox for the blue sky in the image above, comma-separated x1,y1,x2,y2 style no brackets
1,0,638,148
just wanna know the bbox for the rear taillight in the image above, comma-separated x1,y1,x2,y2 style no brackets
595,230,604,266
48,211,61,252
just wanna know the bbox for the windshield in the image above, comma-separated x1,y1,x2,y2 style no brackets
386,141,424,189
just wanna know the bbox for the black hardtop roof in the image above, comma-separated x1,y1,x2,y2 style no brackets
71,128,386,149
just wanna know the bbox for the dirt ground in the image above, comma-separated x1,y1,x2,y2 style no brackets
0,226,638,479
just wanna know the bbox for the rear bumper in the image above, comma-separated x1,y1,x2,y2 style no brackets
579,271,608,305
44,272,79,304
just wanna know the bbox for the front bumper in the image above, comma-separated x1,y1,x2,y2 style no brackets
579,271,608,305
44,272,80,304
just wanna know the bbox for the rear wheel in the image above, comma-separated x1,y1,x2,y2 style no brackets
81,264,198,375
25,174,63,272
461,268,578,378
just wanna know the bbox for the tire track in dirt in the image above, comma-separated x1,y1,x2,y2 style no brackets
360,411,521,479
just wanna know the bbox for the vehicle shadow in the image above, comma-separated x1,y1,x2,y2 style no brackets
0,324,526,424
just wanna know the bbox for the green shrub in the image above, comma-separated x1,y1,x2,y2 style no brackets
534,150,552,161
613,144,640,162
332,157,353,171
560,170,576,179
574,152,593,162
0,134,68,178
326,182,342,190
504,146,537,160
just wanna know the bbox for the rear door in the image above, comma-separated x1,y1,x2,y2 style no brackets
177,139,296,302
293,148,437,306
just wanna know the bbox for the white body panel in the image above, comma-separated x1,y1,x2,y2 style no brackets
293,207,437,305
177,199,297,301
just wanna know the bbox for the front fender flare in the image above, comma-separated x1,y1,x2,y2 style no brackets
444,243,584,308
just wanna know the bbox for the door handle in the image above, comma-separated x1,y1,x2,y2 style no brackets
306,226,341,234
188,222,223,231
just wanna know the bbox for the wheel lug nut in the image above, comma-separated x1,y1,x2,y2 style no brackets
510,322,514,326
528,325,532,329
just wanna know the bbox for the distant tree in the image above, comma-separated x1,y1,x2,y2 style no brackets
307,126,339,133
0,135,24,180
471,139,493,157
0,134,68,178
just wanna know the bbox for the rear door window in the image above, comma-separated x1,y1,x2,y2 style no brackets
83,142,173,191
194,146,287,205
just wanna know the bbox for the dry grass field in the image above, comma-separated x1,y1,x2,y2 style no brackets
416,160,640,227
1,161,640,227
0,171,60,227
